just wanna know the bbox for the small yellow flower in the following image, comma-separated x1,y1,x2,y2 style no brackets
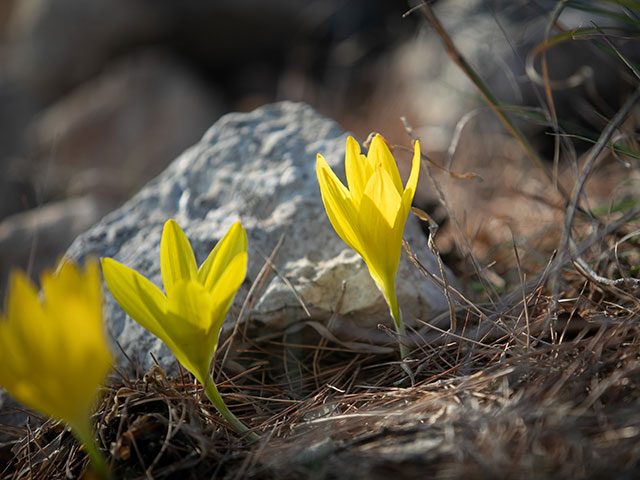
101,219,256,439
0,260,113,478
316,134,420,358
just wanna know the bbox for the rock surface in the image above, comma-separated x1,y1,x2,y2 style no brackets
0,195,114,295
66,101,451,373
26,51,224,198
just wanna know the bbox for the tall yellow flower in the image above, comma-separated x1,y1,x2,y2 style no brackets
101,219,256,440
0,260,113,479
316,134,420,358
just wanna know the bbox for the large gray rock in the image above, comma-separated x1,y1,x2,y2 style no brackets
66,101,451,373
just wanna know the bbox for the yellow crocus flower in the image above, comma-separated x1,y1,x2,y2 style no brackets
316,134,420,358
0,260,113,479
101,219,256,440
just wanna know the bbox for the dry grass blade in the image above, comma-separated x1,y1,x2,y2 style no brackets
552,84,640,313
402,116,502,311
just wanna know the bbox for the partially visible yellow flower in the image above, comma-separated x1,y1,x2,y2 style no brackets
0,260,113,478
101,219,256,439
316,134,420,358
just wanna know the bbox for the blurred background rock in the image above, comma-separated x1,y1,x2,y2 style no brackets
0,0,637,294
0,0,417,292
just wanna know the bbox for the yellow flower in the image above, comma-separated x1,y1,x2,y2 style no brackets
101,219,256,439
0,260,113,478
316,134,420,358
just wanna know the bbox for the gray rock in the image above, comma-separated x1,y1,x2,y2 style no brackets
66,101,452,373
0,194,114,296
5,0,164,98
26,51,225,203
3,0,321,101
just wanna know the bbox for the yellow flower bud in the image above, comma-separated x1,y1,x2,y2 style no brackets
316,135,420,358
0,260,113,478
101,220,255,439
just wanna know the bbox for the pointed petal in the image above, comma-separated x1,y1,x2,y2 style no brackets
0,272,44,386
386,140,422,254
40,261,112,419
101,258,174,350
202,252,247,375
42,261,109,367
167,251,246,382
0,263,112,425
198,222,247,293
401,139,421,215
0,320,14,391
357,168,403,290
316,155,364,255
364,166,402,228
4,270,40,332
368,134,403,194
344,136,373,209
160,219,197,298
8,272,55,367
167,280,214,331
42,262,103,335
208,251,247,304
164,280,215,381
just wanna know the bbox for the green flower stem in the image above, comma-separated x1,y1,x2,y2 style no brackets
203,376,259,441
72,421,112,480
386,287,409,360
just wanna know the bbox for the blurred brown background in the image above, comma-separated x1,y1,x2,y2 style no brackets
0,1,421,293
1,0,637,295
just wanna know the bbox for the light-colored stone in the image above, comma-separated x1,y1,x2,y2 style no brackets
66,101,452,373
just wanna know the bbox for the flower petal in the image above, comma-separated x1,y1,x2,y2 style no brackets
198,222,247,293
401,139,421,216
166,252,246,382
357,167,403,290
316,154,364,255
208,251,248,306
40,261,112,421
368,134,403,195
203,252,247,368
164,280,215,381
0,272,46,392
344,136,373,209
101,257,174,351
160,219,197,298
167,280,214,331
0,262,112,427
42,262,110,369
364,165,402,228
